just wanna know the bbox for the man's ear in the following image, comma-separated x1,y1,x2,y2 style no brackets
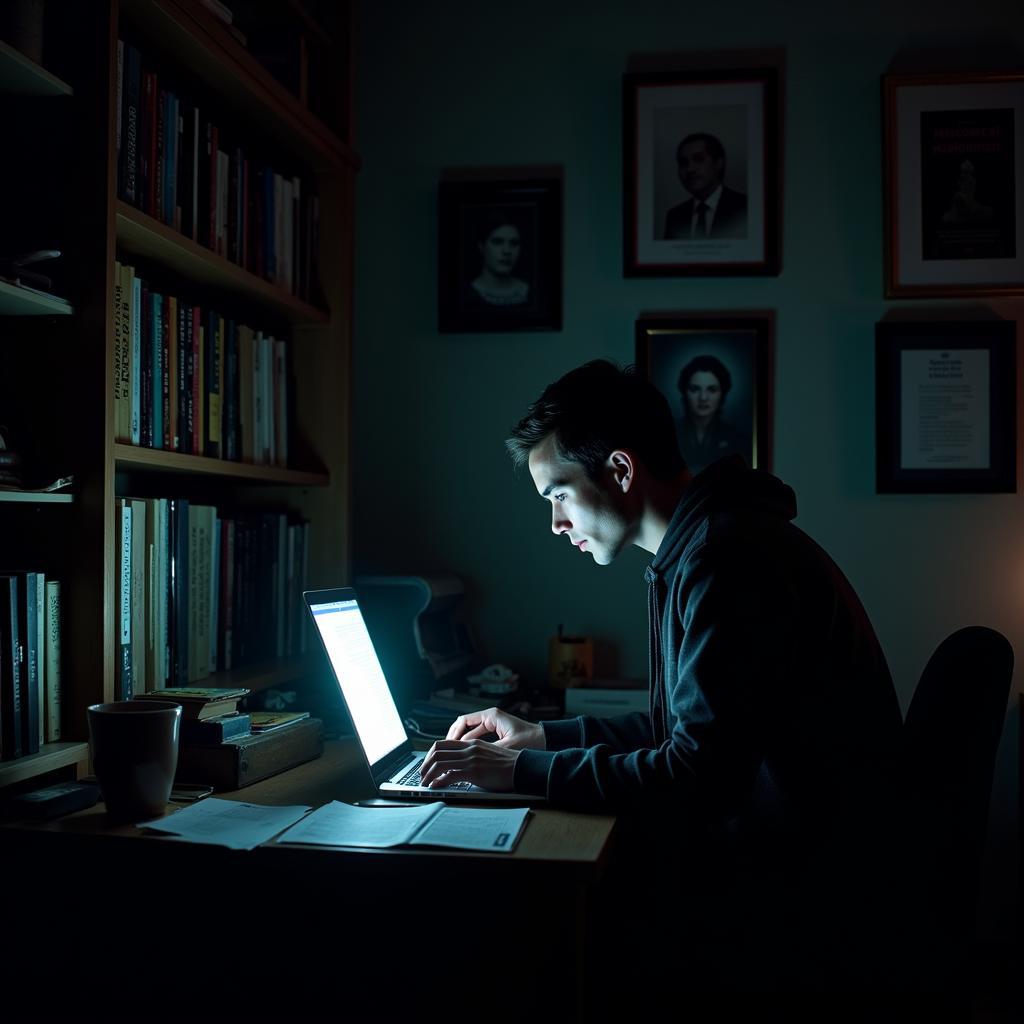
607,450,635,493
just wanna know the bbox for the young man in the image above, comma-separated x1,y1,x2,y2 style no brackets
420,359,904,998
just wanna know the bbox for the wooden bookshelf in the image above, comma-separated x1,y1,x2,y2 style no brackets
0,490,74,504
0,38,74,96
0,0,355,791
0,742,90,788
115,203,329,326
120,0,358,171
113,443,328,484
0,279,73,316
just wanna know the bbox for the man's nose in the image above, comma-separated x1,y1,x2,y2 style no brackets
552,509,570,535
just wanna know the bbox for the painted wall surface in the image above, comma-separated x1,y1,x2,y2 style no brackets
353,0,1023,937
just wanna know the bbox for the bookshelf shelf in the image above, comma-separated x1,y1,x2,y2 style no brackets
0,39,74,96
0,742,90,788
0,0,352,797
210,653,322,696
0,279,73,317
113,443,329,485
120,0,358,172
0,490,74,504
115,203,330,326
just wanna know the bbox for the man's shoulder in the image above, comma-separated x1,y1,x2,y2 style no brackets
719,186,748,211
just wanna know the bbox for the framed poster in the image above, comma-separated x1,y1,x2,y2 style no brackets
635,312,773,474
438,178,562,333
875,320,1017,493
883,72,1024,297
623,68,780,277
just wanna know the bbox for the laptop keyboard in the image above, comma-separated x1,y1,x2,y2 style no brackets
396,763,473,791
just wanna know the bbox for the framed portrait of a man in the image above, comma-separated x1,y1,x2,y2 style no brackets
623,69,780,276
438,178,562,333
883,72,1024,297
636,312,774,475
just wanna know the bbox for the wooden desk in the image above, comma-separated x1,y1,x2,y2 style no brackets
2,740,616,1021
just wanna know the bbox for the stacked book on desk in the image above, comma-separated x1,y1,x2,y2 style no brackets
137,688,322,790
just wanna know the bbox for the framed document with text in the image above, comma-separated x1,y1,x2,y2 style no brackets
883,72,1024,297
875,320,1017,493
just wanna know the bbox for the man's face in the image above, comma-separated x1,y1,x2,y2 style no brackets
527,435,635,566
677,140,724,200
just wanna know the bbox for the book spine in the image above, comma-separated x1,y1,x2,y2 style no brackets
34,572,44,748
187,505,199,682
44,581,61,742
130,269,141,444
0,576,23,759
112,260,124,441
140,283,152,447
274,337,287,467
173,498,190,687
177,300,188,452
161,292,171,448
18,573,40,756
122,44,140,206
130,499,147,694
117,500,133,700
151,291,164,449
167,294,178,451
220,518,234,672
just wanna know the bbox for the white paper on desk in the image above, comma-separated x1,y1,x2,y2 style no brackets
276,800,531,853
141,798,312,850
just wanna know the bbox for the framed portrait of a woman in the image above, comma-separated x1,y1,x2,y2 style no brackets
636,312,774,474
438,178,562,333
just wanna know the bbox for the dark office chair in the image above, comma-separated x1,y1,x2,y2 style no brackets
898,625,1013,1010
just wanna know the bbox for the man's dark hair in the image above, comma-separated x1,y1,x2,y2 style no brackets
506,359,685,480
677,354,732,402
676,132,726,165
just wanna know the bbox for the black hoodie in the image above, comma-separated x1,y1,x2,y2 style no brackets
514,457,904,838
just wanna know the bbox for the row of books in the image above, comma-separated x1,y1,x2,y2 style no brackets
115,497,311,699
111,259,289,467
0,572,61,761
116,39,322,302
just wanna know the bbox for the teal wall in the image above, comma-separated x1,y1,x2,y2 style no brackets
353,1,1022,936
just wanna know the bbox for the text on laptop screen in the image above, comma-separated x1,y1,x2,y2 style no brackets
310,598,407,766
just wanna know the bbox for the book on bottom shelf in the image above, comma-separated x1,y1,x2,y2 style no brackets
175,715,322,790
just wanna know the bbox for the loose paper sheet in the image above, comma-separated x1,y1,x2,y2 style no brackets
276,800,530,853
141,798,312,850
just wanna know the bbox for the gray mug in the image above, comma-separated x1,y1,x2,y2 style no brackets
87,700,181,822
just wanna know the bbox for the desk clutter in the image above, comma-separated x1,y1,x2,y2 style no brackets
144,796,531,853
140,687,323,791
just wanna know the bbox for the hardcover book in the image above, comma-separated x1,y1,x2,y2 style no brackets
179,711,251,745
249,710,309,732
137,686,249,720
175,716,322,790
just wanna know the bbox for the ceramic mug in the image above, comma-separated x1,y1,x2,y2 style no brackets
87,700,181,822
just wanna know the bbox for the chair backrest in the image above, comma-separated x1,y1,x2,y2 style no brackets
902,626,1013,939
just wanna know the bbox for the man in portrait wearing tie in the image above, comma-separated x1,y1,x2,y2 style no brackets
663,132,748,240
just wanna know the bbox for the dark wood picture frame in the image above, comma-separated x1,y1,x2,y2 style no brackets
438,178,562,333
883,71,1024,298
623,68,780,277
875,319,1017,493
636,311,773,474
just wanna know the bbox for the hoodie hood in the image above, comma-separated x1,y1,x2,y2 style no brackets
649,456,797,579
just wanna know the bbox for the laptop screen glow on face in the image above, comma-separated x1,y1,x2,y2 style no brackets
309,597,407,767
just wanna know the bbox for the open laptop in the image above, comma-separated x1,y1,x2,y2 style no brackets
304,587,546,804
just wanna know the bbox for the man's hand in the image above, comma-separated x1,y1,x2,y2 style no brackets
445,707,545,750
420,739,520,791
